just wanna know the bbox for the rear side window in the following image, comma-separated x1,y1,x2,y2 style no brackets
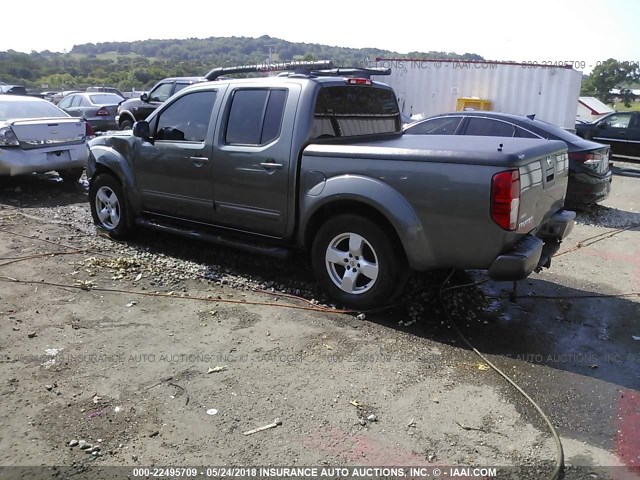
516,127,539,139
225,89,287,145
312,86,400,137
174,83,192,95
405,116,462,135
57,97,73,109
155,91,216,142
464,118,515,137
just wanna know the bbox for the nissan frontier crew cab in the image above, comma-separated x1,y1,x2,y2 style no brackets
87,62,575,309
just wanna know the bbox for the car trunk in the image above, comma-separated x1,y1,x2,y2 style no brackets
9,117,86,150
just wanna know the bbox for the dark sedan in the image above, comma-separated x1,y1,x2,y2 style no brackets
575,111,640,157
0,85,28,96
404,111,612,206
57,92,123,132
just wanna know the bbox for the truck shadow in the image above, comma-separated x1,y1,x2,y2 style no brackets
129,228,323,297
0,173,88,208
370,271,640,392
123,228,640,396
124,229,640,395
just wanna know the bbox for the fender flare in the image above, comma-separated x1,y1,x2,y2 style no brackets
88,145,142,214
299,174,436,270
117,110,136,127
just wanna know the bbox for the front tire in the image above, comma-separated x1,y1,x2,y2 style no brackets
119,118,134,130
311,214,405,309
89,174,131,239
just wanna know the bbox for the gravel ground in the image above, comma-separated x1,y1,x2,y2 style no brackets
1,167,638,480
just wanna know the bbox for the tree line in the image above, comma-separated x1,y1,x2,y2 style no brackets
0,35,484,92
580,59,640,106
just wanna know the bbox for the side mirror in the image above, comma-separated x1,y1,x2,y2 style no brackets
140,93,148,102
132,121,150,139
597,122,607,129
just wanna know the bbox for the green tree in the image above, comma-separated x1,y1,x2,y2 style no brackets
581,58,640,106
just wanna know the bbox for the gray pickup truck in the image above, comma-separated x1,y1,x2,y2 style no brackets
87,63,575,308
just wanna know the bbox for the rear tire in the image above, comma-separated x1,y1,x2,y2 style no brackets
311,214,406,309
89,174,131,239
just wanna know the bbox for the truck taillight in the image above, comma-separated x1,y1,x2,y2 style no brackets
346,78,372,85
85,122,95,137
96,107,109,116
491,170,520,231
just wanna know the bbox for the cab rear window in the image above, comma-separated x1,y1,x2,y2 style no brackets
312,86,401,138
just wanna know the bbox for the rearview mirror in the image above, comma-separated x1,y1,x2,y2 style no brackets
132,121,150,139
140,93,148,102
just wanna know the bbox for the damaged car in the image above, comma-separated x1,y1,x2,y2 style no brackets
0,95,92,183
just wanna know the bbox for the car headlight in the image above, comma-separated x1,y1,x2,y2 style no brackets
0,126,19,147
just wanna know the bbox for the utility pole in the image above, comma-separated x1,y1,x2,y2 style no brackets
266,44,276,64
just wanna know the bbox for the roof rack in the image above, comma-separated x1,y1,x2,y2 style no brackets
204,61,392,81
205,60,334,81
277,67,391,79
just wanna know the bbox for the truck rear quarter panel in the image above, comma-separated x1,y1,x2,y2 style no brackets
301,136,568,271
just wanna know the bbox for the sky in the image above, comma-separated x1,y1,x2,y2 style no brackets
2,0,639,72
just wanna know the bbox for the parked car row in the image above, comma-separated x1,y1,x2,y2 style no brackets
0,71,622,210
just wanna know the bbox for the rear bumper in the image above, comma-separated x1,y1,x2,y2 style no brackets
488,209,575,281
0,143,89,176
566,171,612,205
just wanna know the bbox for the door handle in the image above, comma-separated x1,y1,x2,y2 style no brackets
260,161,283,169
190,156,209,167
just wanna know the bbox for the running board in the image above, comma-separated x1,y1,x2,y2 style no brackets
134,218,292,259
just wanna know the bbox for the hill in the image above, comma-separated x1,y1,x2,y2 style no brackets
0,35,485,91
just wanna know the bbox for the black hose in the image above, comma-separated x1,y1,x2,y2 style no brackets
439,270,564,480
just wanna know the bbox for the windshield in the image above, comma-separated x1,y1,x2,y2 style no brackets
0,99,67,120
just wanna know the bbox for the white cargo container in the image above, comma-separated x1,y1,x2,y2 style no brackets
370,59,582,130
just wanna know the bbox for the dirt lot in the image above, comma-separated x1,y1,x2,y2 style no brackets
0,161,639,480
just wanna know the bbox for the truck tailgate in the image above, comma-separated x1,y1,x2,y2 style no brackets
517,149,569,233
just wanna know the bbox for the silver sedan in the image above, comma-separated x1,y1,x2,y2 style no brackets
0,95,90,182
57,92,123,132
